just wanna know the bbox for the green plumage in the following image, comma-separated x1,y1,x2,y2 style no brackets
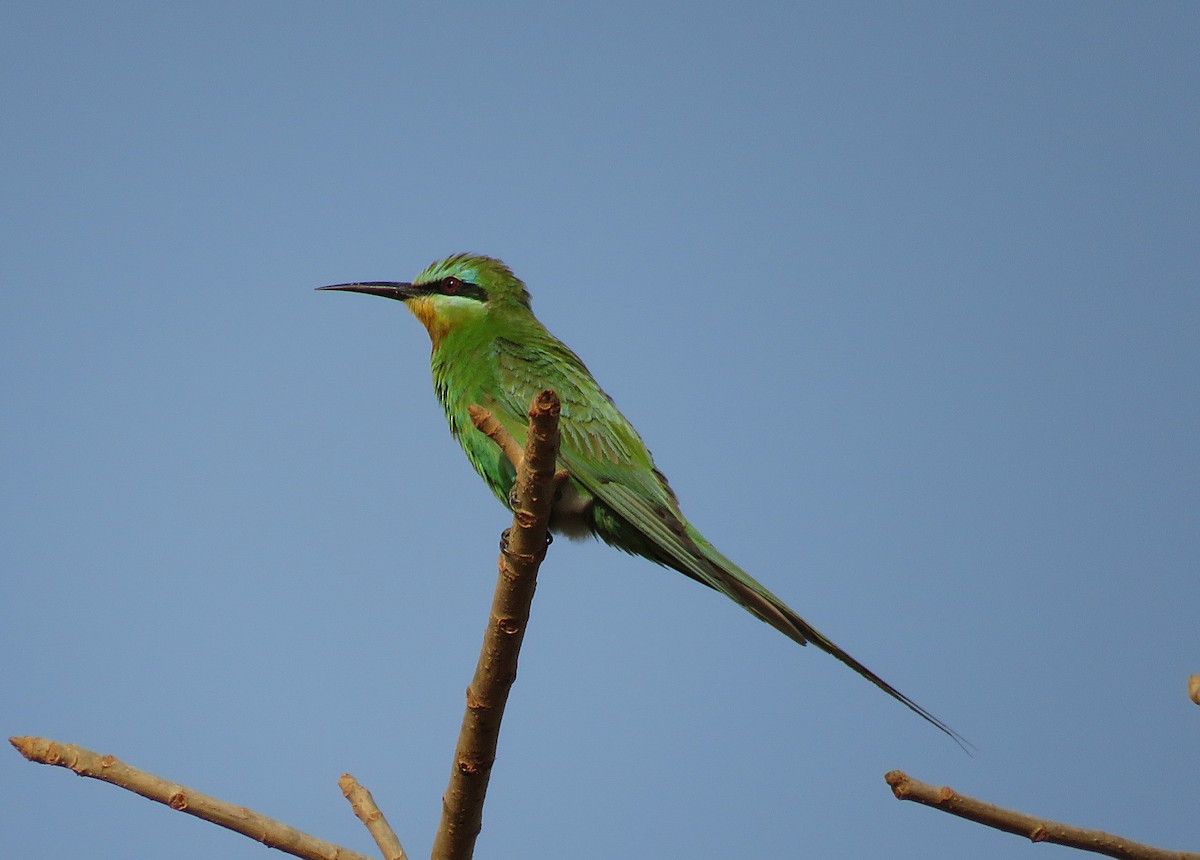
320,253,963,746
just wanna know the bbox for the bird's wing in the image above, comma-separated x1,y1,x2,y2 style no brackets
489,332,970,749
489,334,772,595
490,335,646,467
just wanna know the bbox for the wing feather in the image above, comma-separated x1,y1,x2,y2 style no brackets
482,326,969,748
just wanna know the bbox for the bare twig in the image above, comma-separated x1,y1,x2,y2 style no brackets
885,770,1200,860
10,736,374,860
339,773,408,860
432,391,562,860
467,404,526,472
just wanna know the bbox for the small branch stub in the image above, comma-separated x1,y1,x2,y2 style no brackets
467,404,525,472
339,773,408,860
885,770,1200,860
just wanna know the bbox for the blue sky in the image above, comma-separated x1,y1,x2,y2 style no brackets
3,3,1198,858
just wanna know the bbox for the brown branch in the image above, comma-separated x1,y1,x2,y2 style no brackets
467,403,526,472
432,390,562,860
10,736,374,860
885,770,1200,860
339,773,408,860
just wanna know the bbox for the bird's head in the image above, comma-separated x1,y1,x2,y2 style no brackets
318,253,531,346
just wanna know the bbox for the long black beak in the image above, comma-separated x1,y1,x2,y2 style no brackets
315,281,421,301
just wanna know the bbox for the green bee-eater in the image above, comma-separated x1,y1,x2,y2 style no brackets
320,253,961,743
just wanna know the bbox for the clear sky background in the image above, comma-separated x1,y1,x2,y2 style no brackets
3,4,1198,858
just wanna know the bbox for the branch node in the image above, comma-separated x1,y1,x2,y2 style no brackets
530,388,561,418
456,759,484,776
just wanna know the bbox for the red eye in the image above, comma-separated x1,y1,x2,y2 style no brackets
444,276,461,293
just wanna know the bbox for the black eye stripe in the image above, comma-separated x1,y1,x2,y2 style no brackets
434,277,487,302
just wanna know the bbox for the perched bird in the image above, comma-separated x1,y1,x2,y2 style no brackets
320,253,963,745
